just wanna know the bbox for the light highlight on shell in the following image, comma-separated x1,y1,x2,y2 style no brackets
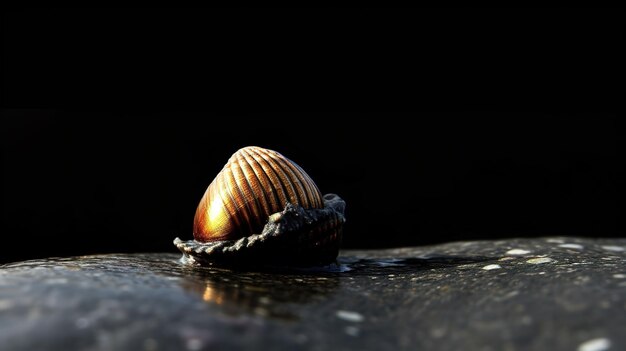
174,146,346,266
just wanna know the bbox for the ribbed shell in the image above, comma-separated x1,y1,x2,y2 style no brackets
193,146,324,242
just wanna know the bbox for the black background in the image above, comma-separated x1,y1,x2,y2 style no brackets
2,8,623,264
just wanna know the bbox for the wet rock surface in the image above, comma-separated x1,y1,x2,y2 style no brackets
1,237,625,351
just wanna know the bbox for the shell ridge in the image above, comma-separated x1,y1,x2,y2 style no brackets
224,162,257,236
294,163,324,208
215,169,245,239
232,151,265,232
244,148,283,213
248,147,291,209
276,157,323,208
279,157,322,208
257,149,300,207
238,148,274,223
270,156,306,207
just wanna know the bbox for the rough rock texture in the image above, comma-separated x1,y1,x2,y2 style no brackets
1,237,625,351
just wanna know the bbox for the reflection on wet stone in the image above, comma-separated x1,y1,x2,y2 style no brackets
178,266,340,320
178,254,492,320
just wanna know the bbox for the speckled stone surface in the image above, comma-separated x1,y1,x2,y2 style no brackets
1,237,625,351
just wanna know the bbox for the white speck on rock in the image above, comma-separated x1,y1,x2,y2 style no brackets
520,315,533,325
345,326,360,336
601,245,625,252
505,290,520,298
336,310,364,323
254,307,269,317
75,317,90,329
559,243,584,249
430,327,447,338
482,264,502,270
506,249,531,255
612,274,625,279
546,238,565,244
0,299,13,311
186,338,203,351
526,257,554,264
258,296,271,304
376,260,402,267
577,337,611,351
143,338,158,351
295,334,308,344
44,278,69,284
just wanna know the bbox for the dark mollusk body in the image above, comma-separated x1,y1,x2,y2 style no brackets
175,194,345,266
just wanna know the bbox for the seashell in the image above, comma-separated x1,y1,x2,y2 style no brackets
193,146,324,242
174,146,346,266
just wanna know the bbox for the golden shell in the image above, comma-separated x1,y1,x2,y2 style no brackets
193,146,324,242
